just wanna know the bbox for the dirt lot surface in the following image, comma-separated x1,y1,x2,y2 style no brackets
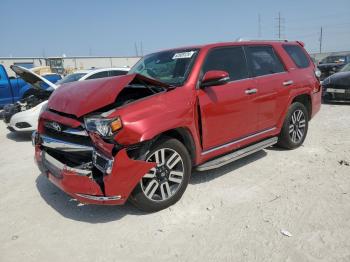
0,104,350,262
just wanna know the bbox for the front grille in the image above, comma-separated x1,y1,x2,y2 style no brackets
42,120,93,168
15,122,31,128
44,126,92,147
45,147,92,168
334,93,350,100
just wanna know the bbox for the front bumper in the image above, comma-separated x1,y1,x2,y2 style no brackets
322,86,350,101
6,103,42,132
33,132,156,205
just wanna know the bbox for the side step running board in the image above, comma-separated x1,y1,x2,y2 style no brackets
196,137,278,171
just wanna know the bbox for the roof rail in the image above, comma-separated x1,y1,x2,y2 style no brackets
236,38,289,42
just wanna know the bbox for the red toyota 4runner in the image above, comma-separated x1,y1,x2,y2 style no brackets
32,40,321,212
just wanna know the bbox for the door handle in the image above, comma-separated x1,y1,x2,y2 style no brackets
245,88,258,95
282,80,294,86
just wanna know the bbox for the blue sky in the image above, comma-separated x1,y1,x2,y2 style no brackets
1,0,349,57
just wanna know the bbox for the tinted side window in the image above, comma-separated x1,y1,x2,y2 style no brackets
246,46,285,77
109,70,128,77
87,71,109,80
283,45,310,68
203,46,249,81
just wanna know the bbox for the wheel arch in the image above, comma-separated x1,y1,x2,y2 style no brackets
291,93,312,120
155,128,197,166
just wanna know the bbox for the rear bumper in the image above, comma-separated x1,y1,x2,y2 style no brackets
34,133,156,205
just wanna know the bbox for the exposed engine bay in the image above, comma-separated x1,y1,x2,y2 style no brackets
3,89,52,124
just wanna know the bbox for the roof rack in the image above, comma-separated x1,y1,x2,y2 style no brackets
236,38,289,42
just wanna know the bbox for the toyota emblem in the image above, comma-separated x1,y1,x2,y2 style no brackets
51,122,62,132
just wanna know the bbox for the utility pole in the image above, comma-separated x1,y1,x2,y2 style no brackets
140,41,143,56
275,12,284,39
278,12,281,39
134,42,139,56
258,13,261,38
319,26,323,53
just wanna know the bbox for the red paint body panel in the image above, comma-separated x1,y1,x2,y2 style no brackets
48,74,171,118
89,132,115,156
104,149,156,200
40,110,82,128
34,40,321,206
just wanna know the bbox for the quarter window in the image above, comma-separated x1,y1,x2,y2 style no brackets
246,46,285,77
283,45,310,68
202,46,249,81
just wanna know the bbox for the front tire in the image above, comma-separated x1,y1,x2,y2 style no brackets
130,138,191,212
277,102,309,149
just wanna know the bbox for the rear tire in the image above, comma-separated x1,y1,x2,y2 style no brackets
129,138,191,212
277,102,309,149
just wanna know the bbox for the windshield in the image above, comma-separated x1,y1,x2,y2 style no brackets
128,49,199,86
56,73,87,85
321,56,346,64
340,63,350,72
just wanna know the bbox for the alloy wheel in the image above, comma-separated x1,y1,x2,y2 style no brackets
289,109,306,143
141,148,185,202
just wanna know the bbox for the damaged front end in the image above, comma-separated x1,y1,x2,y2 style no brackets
33,114,156,205
32,74,169,205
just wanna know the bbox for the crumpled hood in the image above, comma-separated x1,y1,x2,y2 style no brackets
48,73,170,118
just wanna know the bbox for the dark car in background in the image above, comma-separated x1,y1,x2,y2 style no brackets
322,63,350,102
318,54,350,80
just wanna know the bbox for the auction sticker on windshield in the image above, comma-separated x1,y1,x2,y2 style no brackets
173,51,195,59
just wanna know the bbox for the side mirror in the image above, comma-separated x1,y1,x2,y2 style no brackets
201,70,230,88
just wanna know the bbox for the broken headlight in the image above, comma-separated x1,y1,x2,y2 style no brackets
84,116,122,137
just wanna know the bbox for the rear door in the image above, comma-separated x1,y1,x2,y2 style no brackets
197,46,258,150
245,45,290,131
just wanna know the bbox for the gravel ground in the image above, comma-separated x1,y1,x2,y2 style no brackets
0,103,350,262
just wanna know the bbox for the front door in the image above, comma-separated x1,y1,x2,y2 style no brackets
197,46,258,151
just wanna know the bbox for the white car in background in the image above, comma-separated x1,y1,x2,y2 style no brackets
56,67,130,86
5,67,129,132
